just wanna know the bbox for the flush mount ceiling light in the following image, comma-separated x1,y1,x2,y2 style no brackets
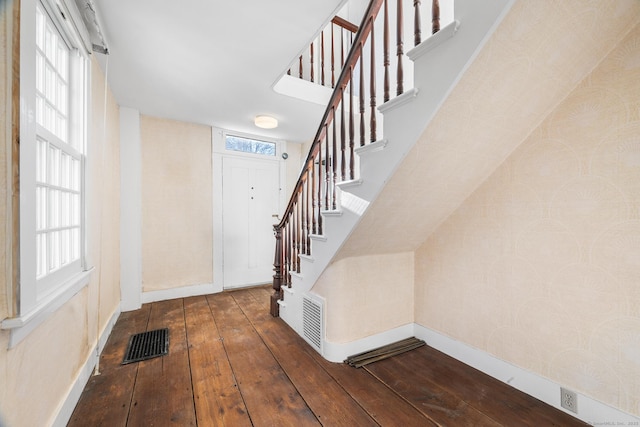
255,115,278,129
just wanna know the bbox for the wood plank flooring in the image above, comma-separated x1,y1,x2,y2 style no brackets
69,286,588,426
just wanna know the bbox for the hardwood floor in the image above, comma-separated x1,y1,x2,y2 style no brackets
69,286,587,426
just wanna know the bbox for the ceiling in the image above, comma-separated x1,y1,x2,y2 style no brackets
92,0,346,143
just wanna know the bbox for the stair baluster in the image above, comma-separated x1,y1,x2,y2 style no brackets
359,43,366,147
340,88,346,182
271,0,439,316
349,65,355,180
370,22,377,143
414,0,422,45
432,0,440,34
310,42,315,83
397,0,404,96
384,0,390,103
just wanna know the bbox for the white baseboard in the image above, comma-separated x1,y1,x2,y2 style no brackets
52,307,121,427
414,323,640,426
322,323,415,363
141,282,221,304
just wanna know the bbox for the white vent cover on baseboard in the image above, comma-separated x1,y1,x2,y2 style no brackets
302,295,323,352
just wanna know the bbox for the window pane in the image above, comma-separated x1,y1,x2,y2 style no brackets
49,146,60,185
57,77,66,112
37,233,47,278
72,159,80,191
71,228,80,260
71,193,80,226
36,138,47,182
60,153,70,188
36,186,47,230
36,7,44,49
49,231,60,272
61,191,69,227
57,41,68,81
45,103,55,132
36,4,70,139
45,25,55,63
32,3,85,292
57,113,67,141
45,63,55,101
225,135,276,156
61,229,69,266
49,188,60,228
36,52,45,93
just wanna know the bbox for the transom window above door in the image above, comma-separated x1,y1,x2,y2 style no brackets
225,135,276,156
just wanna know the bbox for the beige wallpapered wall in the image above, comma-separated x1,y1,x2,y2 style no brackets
87,55,122,349
0,56,122,427
415,21,640,416
313,252,415,343
140,116,213,292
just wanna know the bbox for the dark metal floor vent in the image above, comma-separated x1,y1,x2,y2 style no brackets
122,328,169,365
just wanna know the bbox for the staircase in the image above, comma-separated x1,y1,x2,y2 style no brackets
272,0,515,362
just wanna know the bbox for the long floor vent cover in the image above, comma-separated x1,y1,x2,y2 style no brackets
122,328,169,364
302,296,323,352
345,337,425,368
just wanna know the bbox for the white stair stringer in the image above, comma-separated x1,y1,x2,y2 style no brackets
278,0,516,360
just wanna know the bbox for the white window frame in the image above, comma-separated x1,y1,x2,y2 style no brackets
1,0,92,347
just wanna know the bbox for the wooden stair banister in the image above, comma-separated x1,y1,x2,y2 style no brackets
288,15,359,87
271,0,441,316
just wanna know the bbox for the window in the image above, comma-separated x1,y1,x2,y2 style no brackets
35,3,83,290
1,0,89,346
225,135,276,156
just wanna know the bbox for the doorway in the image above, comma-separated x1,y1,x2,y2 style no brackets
222,155,280,288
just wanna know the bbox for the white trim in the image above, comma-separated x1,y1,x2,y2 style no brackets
322,323,415,363
1,268,93,348
407,19,461,62
414,324,640,426
354,139,388,157
272,74,333,107
19,0,40,316
119,107,142,312
212,126,286,291
378,88,419,114
298,254,314,263
309,234,327,242
51,307,120,427
141,282,219,304
335,178,363,190
212,134,223,290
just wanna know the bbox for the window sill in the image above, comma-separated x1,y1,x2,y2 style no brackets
1,268,93,348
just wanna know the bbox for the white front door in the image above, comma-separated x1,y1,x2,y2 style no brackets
222,156,280,288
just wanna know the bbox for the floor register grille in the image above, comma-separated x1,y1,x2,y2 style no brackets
122,328,169,364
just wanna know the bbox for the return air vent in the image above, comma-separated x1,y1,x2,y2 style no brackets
302,295,323,352
122,328,169,364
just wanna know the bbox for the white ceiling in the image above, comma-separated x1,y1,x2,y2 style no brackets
92,0,346,143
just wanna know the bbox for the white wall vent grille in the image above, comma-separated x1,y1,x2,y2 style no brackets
302,295,323,352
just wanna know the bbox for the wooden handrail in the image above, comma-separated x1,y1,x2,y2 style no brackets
332,16,359,33
271,0,440,316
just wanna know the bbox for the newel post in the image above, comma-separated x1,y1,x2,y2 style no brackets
271,225,283,317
